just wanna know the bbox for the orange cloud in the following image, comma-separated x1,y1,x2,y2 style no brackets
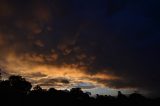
1,51,120,90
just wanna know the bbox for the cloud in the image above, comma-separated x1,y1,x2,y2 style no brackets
41,78,70,84
73,82,97,90
37,77,70,88
23,72,47,78
0,34,5,46
0,0,160,96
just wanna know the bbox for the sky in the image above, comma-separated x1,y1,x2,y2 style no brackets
0,0,160,97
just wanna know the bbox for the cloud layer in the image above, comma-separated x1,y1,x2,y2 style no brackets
0,0,160,96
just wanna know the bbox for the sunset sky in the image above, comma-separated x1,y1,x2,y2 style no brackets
0,0,160,97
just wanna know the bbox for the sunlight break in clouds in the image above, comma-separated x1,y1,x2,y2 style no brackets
0,51,119,91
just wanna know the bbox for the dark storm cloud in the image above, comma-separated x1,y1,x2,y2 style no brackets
103,0,160,96
0,0,160,96
24,72,47,78
38,77,70,87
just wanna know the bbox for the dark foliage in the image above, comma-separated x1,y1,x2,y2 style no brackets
0,75,159,106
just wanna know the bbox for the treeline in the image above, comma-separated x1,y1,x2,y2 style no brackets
0,75,159,106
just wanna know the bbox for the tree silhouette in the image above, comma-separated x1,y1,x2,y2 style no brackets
0,74,159,106
33,85,43,91
9,75,32,93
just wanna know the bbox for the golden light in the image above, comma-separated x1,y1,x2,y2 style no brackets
1,51,119,89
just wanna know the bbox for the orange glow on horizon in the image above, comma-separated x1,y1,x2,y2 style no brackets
1,51,120,89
